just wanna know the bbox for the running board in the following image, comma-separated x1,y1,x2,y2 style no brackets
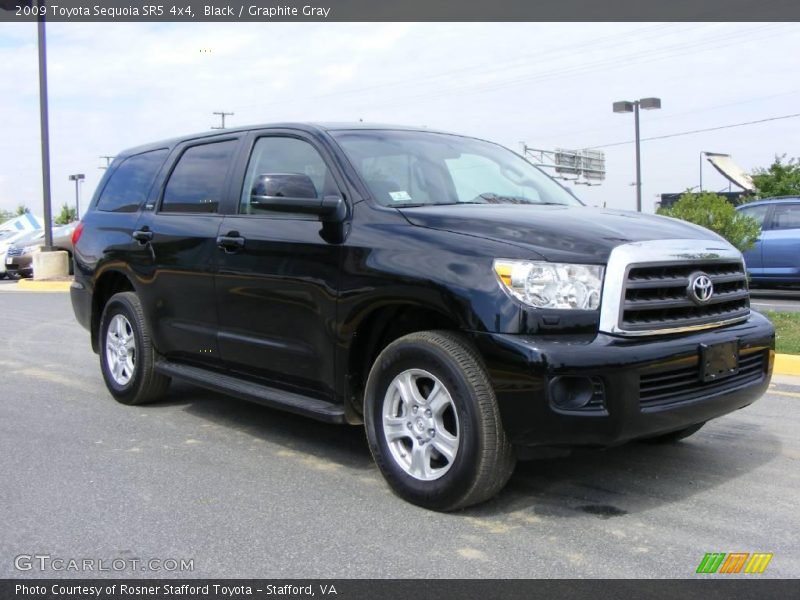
155,360,346,424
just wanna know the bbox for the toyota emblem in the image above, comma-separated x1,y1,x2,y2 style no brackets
688,272,714,304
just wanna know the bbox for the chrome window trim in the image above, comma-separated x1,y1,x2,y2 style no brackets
599,239,749,336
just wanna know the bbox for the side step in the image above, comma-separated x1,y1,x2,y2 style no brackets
155,360,347,424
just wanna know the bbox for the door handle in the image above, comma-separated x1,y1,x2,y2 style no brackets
217,234,246,253
132,229,153,244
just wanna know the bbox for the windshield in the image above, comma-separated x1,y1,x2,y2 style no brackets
332,130,581,208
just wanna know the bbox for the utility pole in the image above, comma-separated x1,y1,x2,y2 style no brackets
211,111,234,130
37,0,53,250
634,101,641,212
99,155,115,169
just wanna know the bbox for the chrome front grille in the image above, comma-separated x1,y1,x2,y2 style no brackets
599,239,751,337
6,247,23,257
621,261,749,332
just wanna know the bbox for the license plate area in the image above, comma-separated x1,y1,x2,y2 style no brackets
700,341,739,382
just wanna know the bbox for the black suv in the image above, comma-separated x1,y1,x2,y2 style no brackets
71,123,774,511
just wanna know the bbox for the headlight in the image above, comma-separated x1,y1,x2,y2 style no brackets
493,259,603,310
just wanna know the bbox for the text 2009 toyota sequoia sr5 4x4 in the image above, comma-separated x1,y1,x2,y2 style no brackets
70,123,774,510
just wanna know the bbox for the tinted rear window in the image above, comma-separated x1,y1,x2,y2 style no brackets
161,140,237,214
96,149,169,213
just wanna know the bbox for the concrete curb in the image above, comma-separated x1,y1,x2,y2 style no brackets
773,353,800,377
15,279,72,292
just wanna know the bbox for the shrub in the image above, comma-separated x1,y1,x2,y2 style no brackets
657,191,760,252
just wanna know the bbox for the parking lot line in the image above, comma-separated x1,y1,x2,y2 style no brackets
767,389,800,399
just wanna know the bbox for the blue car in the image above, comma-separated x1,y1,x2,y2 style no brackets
737,196,800,285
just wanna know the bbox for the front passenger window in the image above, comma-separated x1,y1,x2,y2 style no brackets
240,137,332,214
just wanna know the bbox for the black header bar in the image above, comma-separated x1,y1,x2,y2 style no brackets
1,579,797,600
1,0,799,23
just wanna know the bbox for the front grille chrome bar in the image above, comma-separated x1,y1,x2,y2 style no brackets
599,239,749,336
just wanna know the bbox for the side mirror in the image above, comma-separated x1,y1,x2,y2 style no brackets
250,173,346,222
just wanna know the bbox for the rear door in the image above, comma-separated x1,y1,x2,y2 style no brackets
132,136,241,364
214,130,346,400
737,203,770,276
761,203,800,281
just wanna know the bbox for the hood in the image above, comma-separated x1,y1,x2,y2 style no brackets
398,204,727,263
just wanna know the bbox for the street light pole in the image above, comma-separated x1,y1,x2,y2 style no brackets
69,174,85,219
613,97,661,212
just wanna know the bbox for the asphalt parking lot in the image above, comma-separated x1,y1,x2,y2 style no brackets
0,288,798,579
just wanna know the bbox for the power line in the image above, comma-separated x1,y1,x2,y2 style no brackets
235,23,790,119
368,23,788,110
587,113,800,149
269,23,788,118
233,23,700,113
536,88,800,144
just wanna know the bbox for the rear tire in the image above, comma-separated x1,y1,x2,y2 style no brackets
642,422,705,444
364,331,515,511
99,291,170,405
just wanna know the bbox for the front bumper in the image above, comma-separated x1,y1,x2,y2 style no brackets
4,255,33,277
470,311,774,448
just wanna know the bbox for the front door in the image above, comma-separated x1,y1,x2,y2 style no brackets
762,203,800,281
737,203,770,277
215,132,345,400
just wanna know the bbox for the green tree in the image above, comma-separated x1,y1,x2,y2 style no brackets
751,155,800,198
54,203,77,225
15,204,29,215
657,191,761,252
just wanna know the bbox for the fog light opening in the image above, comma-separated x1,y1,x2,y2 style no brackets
549,376,596,411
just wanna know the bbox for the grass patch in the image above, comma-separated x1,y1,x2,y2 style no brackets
763,311,800,354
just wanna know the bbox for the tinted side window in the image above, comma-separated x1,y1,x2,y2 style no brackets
738,204,769,227
96,149,168,213
161,140,237,213
240,137,331,214
769,204,800,230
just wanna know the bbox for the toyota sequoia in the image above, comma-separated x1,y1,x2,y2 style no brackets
70,124,775,510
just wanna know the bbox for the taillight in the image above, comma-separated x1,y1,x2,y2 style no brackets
71,221,84,246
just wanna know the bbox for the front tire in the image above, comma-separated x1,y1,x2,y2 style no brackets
99,291,170,405
364,331,515,511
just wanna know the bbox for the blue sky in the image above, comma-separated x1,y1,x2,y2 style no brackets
1,22,799,216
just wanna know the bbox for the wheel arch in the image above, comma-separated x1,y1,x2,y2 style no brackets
343,302,462,423
90,269,136,353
